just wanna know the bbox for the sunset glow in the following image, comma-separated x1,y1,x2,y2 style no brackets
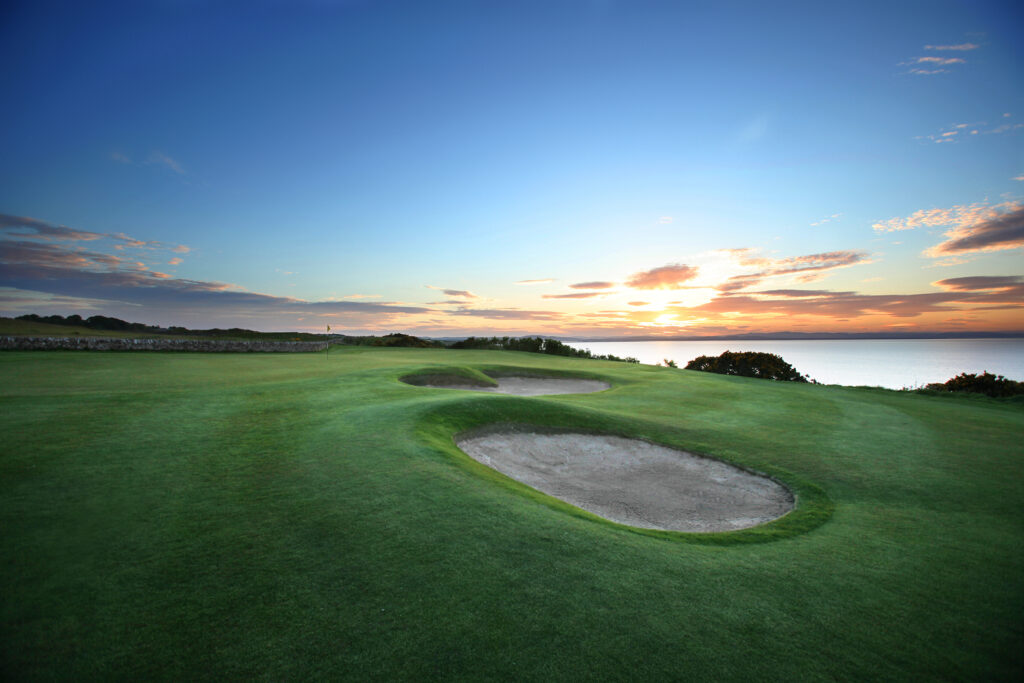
1,1,1021,337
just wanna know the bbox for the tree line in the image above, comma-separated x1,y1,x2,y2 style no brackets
448,336,639,363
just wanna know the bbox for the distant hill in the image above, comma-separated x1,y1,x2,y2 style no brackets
5,314,328,341
1,315,442,347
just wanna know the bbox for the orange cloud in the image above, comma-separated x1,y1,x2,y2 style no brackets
625,264,699,290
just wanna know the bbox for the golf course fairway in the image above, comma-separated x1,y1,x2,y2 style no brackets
2,347,1022,679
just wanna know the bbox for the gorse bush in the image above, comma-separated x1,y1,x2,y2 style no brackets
685,351,810,382
924,372,1024,398
370,333,442,348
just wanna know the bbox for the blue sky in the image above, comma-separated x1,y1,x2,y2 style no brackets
1,0,1022,336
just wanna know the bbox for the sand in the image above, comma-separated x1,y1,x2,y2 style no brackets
423,376,610,396
455,431,794,532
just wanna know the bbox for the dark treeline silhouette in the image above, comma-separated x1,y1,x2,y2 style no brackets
924,372,1024,398
684,350,810,382
448,336,639,363
334,333,441,348
18,313,165,333
15,314,328,341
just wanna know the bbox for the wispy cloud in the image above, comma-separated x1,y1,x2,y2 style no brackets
625,263,699,290
718,250,870,292
169,257,183,265
872,202,994,232
0,238,431,321
925,43,979,51
692,281,1023,320
916,115,1021,143
448,307,563,321
873,200,1024,259
0,214,436,329
569,281,615,289
514,278,555,285
0,239,128,271
426,285,478,299
0,287,122,312
146,151,185,175
902,42,976,74
542,292,606,299
913,56,965,66
111,150,187,177
658,216,673,224
810,213,841,227
0,214,105,242
0,213,190,254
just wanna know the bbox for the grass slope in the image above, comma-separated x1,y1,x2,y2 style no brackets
0,317,191,339
2,348,1022,680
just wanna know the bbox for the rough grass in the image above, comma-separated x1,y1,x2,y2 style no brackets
1,348,1022,680
0,317,191,339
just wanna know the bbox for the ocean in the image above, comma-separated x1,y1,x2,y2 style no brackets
565,338,1024,390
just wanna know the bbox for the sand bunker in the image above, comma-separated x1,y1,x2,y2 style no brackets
424,376,610,396
456,432,794,532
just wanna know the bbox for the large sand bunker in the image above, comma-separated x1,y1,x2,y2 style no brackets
456,431,794,532
422,376,610,396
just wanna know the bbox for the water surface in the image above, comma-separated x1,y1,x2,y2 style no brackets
567,338,1024,389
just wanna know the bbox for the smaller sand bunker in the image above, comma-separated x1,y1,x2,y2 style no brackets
422,376,609,396
456,432,793,532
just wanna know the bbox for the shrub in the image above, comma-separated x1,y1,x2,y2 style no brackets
371,333,441,348
684,350,809,382
923,372,1024,398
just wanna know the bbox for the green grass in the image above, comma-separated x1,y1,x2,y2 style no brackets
2,348,1022,680
0,317,191,339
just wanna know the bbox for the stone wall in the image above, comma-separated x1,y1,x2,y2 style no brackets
0,336,328,352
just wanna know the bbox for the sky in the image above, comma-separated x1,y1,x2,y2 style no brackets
1,0,1022,337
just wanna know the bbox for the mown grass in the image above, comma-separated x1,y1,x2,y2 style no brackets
2,348,1022,680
